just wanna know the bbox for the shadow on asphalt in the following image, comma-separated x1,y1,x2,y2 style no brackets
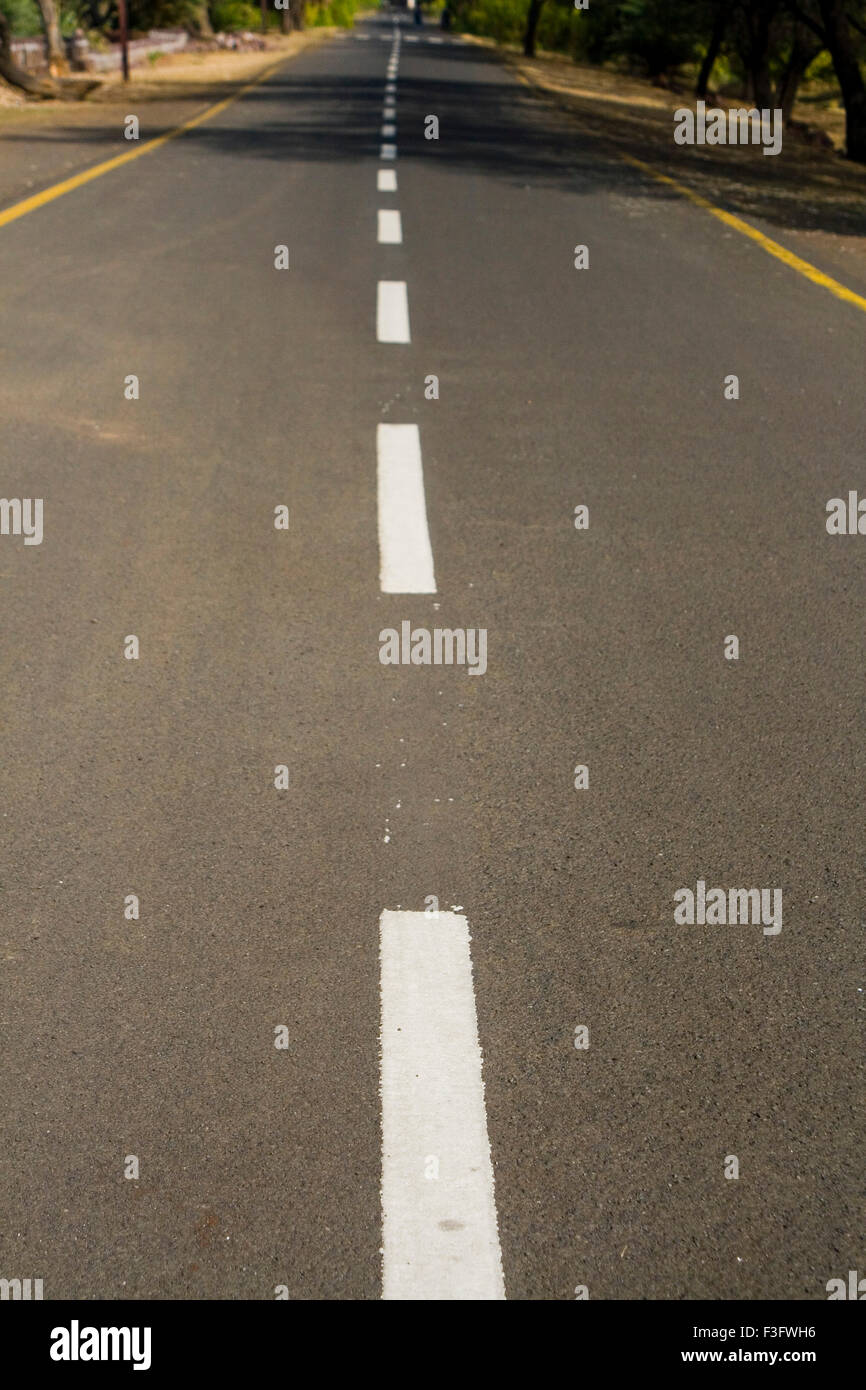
2,39,865,241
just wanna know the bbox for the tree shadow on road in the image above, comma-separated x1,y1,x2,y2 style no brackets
2,39,865,247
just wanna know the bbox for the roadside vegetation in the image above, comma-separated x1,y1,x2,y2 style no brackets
0,0,363,97
445,1,866,163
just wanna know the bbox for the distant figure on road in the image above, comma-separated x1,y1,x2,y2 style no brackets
414,3,423,24
441,6,451,30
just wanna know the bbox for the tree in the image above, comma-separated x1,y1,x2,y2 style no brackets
725,0,781,107
693,1,823,118
612,0,709,81
785,0,866,160
34,0,66,73
186,1,213,34
0,2,59,94
775,18,823,119
523,0,544,57
696,0,727,96
815,0,866,159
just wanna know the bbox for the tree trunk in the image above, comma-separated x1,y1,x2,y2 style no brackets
750,2,775,108
289,0,305,31
737,0,778,109
696,2,726,98
775,23,822,123
0,8,59,96
280,4,290,35
86,0,110,28
523,0,544,58
187,3,214,37
34,0,67,74
818,0,866,161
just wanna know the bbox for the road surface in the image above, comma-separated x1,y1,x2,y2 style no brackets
0,8,863,1301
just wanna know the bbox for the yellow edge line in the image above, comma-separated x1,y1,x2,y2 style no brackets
510,57,866,316
0,56,289,232
620,152,866,315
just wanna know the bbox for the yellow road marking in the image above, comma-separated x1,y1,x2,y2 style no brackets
510,57,866,316
621,151,866,315
0,57,288,232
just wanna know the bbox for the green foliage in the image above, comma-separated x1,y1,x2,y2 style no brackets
449,0,630,62
0,0,44,38
536,0,580,57
57,0,213,33
613,0,705,77
130,0,210,26
308,0,359,26
804,50,839,87
211,0,259,29
458,0,523,46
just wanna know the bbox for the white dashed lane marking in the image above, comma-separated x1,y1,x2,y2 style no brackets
376,424,435,593
378,210,403,244
378,169,398,192
376,280,410,344
380,910,505,1300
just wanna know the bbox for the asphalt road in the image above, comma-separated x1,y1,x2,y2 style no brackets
0,9,863,1302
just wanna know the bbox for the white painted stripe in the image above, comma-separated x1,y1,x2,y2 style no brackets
376,424,435,593
376,280,410,344
384,103,396,117
386,81,397,92
378,209,403,244
380,143,397,160
380,910,505,1300
381,123,397,138
378,169,398,192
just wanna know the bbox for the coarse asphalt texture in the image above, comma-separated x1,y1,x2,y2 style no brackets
0,8,863,1301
